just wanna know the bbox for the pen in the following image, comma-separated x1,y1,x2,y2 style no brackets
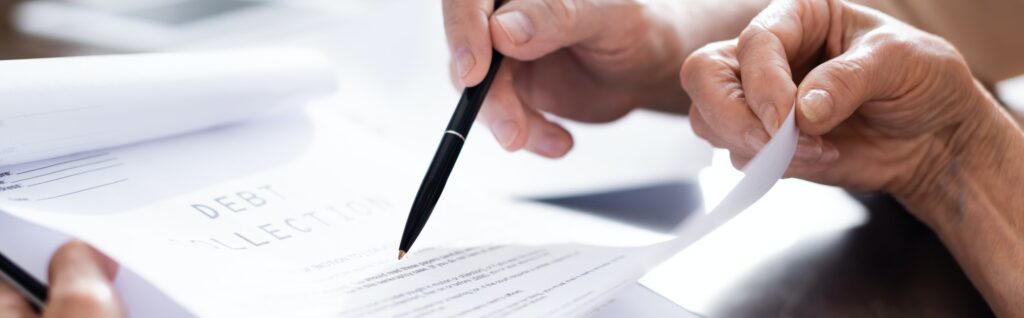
0,251,47,310
398,49,504,260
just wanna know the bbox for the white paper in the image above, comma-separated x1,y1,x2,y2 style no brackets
589,284,700,318
0,48,337,166
0,106,681,317
996,73,1024,113
557,108,800,311
655,107,799,254
0,103,797,318
638,162,868,315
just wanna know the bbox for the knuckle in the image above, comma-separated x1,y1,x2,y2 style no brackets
737,23,784,56
680,52,713,87
737,24,768,48
875,33,916,57
867,28,972,90
682,48,714,68
689,116,711,140
868,29,932,59
917,35,969,71
681,43,738,90
828,57,867,76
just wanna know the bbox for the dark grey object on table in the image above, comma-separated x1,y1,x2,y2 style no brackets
539,183,993,317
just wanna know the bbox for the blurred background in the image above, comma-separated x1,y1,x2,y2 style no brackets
1,0,1018,316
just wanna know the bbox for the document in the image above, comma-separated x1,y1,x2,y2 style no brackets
0,105,683,317
0,48,800,317
0,105,798,317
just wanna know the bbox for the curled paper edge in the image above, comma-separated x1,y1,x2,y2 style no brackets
637,106,800,265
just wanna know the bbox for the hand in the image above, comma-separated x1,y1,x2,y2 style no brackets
443,0,719,157
682,0,989,203
0,241,124,318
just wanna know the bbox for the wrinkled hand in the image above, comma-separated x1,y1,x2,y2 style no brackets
682,0,986,199
443,0,693,157
0,241,123,318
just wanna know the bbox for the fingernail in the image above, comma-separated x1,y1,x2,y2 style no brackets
759,102,779,135
534,132,568,157
454,46,474,79
795,135,823,160
800,89,833,123
495,11,534,45
744,130,768,151
492,120,520,150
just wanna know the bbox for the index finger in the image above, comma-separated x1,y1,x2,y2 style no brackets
442,0,496,87
681,40,770,156
736,0,834,134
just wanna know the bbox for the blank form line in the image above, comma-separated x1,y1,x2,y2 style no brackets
12,158,118,183
27,163,125,187
36,179,128,201
9,105,103,119
17,152,110,175
13,142,110,163
21,130,116,146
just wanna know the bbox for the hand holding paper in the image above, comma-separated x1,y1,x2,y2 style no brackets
682,3,1024,316
682,0,982,198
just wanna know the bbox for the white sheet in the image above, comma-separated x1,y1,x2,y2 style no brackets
0,48,336,166
0,103,798,317
0,105,680,317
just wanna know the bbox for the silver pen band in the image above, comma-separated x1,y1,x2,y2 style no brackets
444,130,466,141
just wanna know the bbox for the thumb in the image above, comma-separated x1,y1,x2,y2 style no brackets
45,241,123,318
796,47,881,135
489,0,608,60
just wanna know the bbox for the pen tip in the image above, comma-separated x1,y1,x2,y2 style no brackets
398,250,406,260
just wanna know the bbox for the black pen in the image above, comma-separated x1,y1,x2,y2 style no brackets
0,251,47,310
398,49,504,260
